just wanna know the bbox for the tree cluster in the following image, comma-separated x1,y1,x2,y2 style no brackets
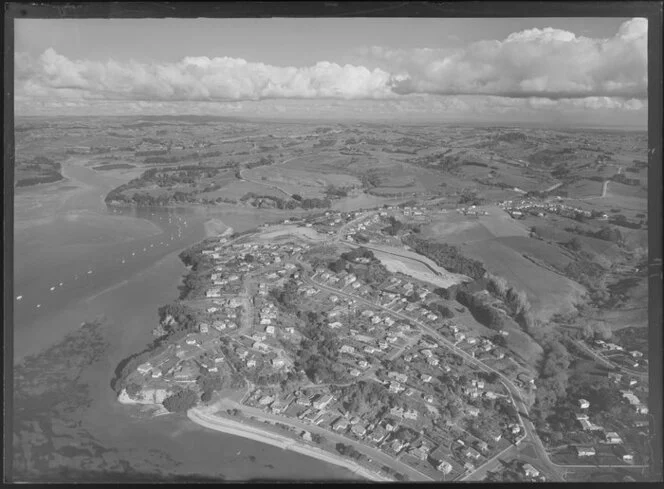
162,389,199,412
533,336,571,422
290,310,346,384
402,236,486,279
456,290,506,330
382,216,405,236
335,443,366,461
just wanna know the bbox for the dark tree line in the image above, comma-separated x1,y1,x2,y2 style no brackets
402,236,486,279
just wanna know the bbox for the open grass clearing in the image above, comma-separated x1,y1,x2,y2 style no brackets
493,236,575,270
566,179,604,199
217,179,286,201
463,239,587,321
606,182,646,199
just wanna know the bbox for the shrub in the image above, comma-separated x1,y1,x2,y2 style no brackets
162,389,199,412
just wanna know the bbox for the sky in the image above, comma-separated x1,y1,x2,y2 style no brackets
14,17,648,127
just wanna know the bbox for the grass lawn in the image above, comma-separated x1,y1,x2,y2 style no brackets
463,239,586,321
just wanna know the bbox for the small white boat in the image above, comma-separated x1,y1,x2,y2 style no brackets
143,248,146,252
132,252,135,256
150,244,154,248
121,259,125,264
59,282,63,286
36,304,41,308
50,286,56,291
16,295,22,301
87,270,93,274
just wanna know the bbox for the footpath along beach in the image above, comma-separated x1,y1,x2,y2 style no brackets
187,407,392,482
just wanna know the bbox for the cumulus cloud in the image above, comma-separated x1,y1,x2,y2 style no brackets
16,48,398,102
359,17,647,99
14,17,647,112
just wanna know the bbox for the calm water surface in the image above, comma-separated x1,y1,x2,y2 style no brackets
13,158,357,481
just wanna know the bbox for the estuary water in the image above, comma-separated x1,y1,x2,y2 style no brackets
13,157,356,481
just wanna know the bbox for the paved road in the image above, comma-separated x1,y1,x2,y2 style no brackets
304,274,566,482
209,398,435,481
188,407,393,481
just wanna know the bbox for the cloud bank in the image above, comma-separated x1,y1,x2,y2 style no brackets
16,18,647,104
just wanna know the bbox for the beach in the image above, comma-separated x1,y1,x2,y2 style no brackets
187,407,391,482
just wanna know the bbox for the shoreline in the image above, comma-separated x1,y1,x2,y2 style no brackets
187,408,392,482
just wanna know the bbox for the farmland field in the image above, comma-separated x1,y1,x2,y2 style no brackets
421,205,529,245
605,181,647,199
244,166,361,198
493,236,575,270
217,179,286,201
566,179,604,199
462,238,587,320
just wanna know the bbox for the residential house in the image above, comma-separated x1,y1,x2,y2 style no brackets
636,404,649,415
614,445,634,462
608,372,623,383
370,427,387,443
351,423,367,437
522,463,539,478
579,399,590,410
403,409,418,420
137,363,152,375
464,447,481,460
409,446,429,461
437,461,453,474
633,417,649,429
476,441,489,453
574,446,596,457
296,395,312,407
605,432,623,444
389,438,406,454
313,394,335,410
390,407,404,419
332,418,349,432
206,288,222,298
271,358,285,368
489,431,502,442
388,372,408,383
622,391,641,406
